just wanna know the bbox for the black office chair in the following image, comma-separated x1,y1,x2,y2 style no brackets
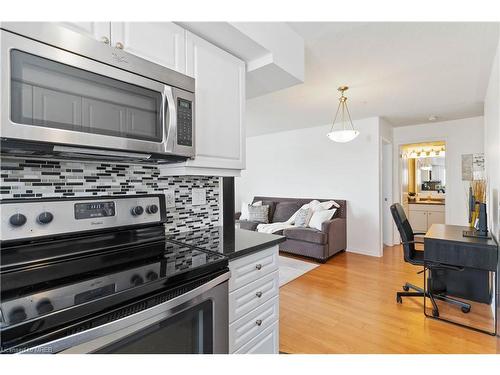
390,203,471,317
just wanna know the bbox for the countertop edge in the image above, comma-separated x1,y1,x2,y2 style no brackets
226,235,286,260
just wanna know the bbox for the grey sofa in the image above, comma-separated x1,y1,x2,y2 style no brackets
236,196,347,262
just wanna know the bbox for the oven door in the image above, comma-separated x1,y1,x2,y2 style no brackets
0,28,194,159
20,272,229,354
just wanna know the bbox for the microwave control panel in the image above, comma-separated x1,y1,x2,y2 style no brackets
177,98,193,147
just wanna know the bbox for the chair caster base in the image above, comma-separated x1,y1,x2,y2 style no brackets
402,285,410,292
461,306,471,314
432,309,439,318
396,295,402,304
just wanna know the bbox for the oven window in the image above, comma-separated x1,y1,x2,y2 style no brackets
10,49,162,142
95,300,213,354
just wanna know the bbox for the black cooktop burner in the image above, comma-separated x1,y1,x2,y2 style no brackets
0,234,227,333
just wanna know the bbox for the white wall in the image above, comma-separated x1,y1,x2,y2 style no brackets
379,118,395,247
484,37,500,242
483,35,500,325
393,117,485,230
236,117,386,257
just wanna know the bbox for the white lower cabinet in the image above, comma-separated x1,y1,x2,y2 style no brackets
234,320,279,354
408,204,445,232
228,246,279,354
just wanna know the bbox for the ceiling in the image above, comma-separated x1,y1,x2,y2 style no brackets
246,22,500,137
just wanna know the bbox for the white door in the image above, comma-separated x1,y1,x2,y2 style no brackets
382,141,393,246
427,210,445,228
58,22,110,43
110,22,186,73
185,31,246,170
409,210,428,233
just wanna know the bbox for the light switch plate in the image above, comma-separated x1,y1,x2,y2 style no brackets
164,190,175,208
192,188,206,206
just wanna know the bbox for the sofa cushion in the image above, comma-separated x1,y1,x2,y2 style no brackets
236,220,260,231
283,227,327,244
247,205,269,223
260,200,276,223
272,202,301,223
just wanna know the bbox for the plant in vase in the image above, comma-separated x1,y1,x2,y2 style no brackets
469,180,486,228
465,179,490,237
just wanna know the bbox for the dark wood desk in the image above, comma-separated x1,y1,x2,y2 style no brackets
425,224,497,271
424,224,498,335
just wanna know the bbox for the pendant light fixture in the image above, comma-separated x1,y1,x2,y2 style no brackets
327,86,360,143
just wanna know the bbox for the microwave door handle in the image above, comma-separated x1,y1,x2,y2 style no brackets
162,86,176,154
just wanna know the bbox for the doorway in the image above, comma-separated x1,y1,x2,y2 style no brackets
399,141,446,235
382,139,393,247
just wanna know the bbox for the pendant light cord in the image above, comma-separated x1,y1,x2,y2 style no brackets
329,87,356,133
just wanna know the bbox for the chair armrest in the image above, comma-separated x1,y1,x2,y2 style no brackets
235,212,241,220
401,240,423,245
322,217,347,256
413,232,427,236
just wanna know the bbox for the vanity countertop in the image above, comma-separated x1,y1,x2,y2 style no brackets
408,200,445,206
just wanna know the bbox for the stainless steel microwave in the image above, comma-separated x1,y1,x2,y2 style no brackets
0,23,195,163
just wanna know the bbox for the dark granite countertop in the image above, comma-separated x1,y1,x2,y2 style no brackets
166,226,286,260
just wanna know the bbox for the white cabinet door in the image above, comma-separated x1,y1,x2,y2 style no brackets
409,210,427,233
228,246,279,292
234,321,279,354
229,296,279,353
185,31,246,170
58,22,110,43
427,210,445,228
110,22,186,73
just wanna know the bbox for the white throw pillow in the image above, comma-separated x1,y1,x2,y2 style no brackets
288,201,315,223
294,208,314,227
312,200,340,212
240,201,262,221
309,209,337,231
307,200,321,210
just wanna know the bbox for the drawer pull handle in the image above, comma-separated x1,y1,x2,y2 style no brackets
255,319,263,326
255,291,263,298
255,264,262,270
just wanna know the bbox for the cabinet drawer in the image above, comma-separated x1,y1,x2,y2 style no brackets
234,321,279,354
229,296,279,353
229,246,278,292
229,270,279,323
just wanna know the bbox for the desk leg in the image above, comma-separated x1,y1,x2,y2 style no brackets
424,263,497,336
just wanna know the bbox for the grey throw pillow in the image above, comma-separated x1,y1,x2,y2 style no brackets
247,205,269,223
294,208,313,227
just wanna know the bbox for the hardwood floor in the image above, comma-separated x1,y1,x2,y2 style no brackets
279,246,500,354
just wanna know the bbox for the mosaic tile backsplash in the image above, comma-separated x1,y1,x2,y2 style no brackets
0,157,221,233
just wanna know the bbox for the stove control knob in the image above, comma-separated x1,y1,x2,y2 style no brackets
36,299,54,315
146,204,159,214
9,213,27,227
131,274,144,286
9,306,27,324
37,212,54,225
146,271,159,281
131,206,144,216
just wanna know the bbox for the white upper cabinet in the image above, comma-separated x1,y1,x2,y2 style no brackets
110,22,186,74
58,22,110,44
184,31,245,170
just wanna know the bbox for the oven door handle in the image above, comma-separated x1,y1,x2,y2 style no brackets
18,271,230,354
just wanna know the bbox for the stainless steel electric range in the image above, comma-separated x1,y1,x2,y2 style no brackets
0,194,229,354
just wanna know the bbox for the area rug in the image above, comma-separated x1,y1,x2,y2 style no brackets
278,255,319,287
